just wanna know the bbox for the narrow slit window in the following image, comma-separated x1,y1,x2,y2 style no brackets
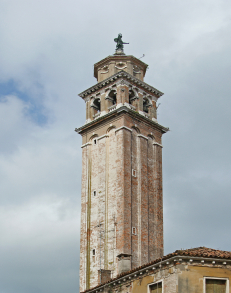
132,169,136,177
92,249,95,256
132,227,136,235
94,139,97,145
93,190,96,196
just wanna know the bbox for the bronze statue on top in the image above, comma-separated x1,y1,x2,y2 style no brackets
114,34,129,52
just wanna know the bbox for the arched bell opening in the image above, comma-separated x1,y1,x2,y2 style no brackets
143,97,150,114
106,90,117,111
129,90,136,106
92,98,101,114
109,90,117,105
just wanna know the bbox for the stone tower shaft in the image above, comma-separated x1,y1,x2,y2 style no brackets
76,54,168,292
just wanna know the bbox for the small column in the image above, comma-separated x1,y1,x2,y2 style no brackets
117,84,129,105
100,93,107,115
138,92,143,112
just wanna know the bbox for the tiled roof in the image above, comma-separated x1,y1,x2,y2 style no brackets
171,246,231,259
114,247,231,279
83,247,231,293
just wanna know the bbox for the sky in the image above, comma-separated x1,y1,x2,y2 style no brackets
0,0,231,292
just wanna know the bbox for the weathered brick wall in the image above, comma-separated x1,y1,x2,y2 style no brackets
79,111,164,291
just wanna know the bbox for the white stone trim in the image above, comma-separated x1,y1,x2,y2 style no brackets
137,134,148,140
115,126,133,133
153,142,163,148
85,118,91,124
100,110,107,116
81,142,92,148
138,110,149,119
203,277,229,293
115,65,127,70
147,279,164,293
97,134,109,141
124,102,136,111
116,103,123,109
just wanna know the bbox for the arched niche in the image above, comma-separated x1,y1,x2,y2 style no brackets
106,125,116,133
131,126,140,134
106,89,117,109
147,134,155,141
89,134,99,145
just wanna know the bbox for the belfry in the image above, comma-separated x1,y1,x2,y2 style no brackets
76,35,169,292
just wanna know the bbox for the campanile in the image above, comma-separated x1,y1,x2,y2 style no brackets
76,35,168,292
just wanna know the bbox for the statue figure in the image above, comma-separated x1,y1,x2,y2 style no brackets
114,34,129,51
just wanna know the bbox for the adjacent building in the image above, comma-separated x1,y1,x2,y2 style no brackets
82,247,231,293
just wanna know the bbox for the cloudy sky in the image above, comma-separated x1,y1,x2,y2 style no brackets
0,0,231,292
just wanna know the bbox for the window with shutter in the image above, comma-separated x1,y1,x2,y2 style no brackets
205,278,226,293
149,282,162,293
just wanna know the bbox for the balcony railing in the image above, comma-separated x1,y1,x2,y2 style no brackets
93,112,101,119
108,105,117,112
129,104,136,111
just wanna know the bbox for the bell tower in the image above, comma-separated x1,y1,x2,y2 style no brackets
76,36,169,292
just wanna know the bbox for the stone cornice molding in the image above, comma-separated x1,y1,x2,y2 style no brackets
97,134,109,140
137,134,149,140
75,106,169,135
115,126,133,133
79,70,163,99
153,142,163,148
81,142,92,148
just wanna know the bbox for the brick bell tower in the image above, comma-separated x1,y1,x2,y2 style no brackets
76,35,169,292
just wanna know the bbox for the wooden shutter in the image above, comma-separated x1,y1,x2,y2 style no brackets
206,279,226,293
150,282,162,293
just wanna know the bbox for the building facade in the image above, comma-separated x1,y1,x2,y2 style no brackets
81,247,231,293
76,49,168,292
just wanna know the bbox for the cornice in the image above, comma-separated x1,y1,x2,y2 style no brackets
75,105,169,135
78,70,163,99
